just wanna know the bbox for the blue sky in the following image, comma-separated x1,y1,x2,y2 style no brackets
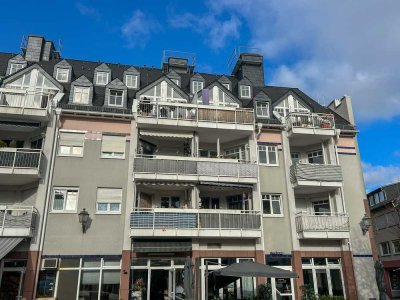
1,0,399,190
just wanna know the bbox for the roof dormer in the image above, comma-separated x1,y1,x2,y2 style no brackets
69,75,93,105
167,70,181,87
190,73,205,94
53,60,72,83
218,75,232,91
94,63,111,86
6,54,27,75
105,78,128,108
238,77,253,99
123,67,140,90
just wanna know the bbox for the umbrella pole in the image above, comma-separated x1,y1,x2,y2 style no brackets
205,261,208,300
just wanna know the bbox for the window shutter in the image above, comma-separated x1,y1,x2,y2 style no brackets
101,135,125,153
59,132,85,146
97,188,122,203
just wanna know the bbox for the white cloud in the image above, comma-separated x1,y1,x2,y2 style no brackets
168,10,241,50
200,0,400,121
76,3,101,20
121,10,160,48
362,162,400,191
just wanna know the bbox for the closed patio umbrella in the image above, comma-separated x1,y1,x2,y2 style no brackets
183,256,194,300
214,261,298,278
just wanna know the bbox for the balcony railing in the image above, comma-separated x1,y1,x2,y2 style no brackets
134,156,258,179
286,112,335,130
130,208,261,231
136,99,254,125
0,205,37,237
290,163,343,183
295,212,350,233
0,89,53,110
0,148,43,171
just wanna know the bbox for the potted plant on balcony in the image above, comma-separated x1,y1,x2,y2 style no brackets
131,278,146,300
321,120,331,129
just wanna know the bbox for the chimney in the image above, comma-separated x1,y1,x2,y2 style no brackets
231,52,265,87
161,50,195,74
22,35,60,62
328,95,355,125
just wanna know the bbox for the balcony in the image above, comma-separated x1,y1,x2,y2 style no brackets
0,88,53,121
0,205,37,237
295,212,350,239
0,148,43,185
133,156,258,183
130,208,262,238
134,99,254,131
286,113,336,146
290,163,342,193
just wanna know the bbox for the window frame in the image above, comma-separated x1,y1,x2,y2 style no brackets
51,187,79,213
192,80,204,94
125,74,138,89
261,193,283,217
258,145,279,166
100,135,126,159
392,240,400,254
58,130,85,157
73,86,90,105
240,85,251,98
222,83,230,90
380,241,392,256
108,89,124,107
96,71,109,85
307,150,324,164
255,101,270,118
9,63,24,75
56,68,69,82
96,188,123,214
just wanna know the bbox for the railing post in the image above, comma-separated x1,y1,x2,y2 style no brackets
1,208,7,236
12,150,17,171
152,211,155,231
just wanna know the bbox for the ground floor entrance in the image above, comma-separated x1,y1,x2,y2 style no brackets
0,259,26,300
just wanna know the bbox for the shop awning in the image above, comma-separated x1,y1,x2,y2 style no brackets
136,181,194,187
140,130,193,139
0,237,23,260
133,241,192,253
199,182,253,189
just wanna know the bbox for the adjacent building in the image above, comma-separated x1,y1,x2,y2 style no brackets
0,35,378,299
368,181,400,298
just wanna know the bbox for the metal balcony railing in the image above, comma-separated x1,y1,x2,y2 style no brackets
130,208,261,230
0,205,37,236
134,156,258,178
290,163,343,183
136,99,254,125
295,212,350,233
286,112,335,130
0,89,53,110
0,148,43,170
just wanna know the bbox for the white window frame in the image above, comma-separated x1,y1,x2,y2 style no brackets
274,96,310,117
108,89,124,107
140,80,186,103
58,131,85,157
96,188,122,214
224,145,247,161
56,68,69,82
73,86,90,105
262,194,283,217
240,85,251,98
222,83,230,90
171,79,179,86
125,74,138,88
101,135,126,159
307,150,324,164
256,101,270,118
381,241,392,256
258,145,279,166
9,63,24,75
51,188,79,213
392,240,400,254
192,80,204,93
96,71,109,85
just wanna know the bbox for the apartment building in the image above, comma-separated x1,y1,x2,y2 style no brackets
0,35,377,299
368,182,400,298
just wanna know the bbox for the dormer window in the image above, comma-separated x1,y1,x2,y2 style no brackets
9,63,24,75
171,79,179,86
56,68,69,82
73,87,90,104
96,72,109,85
108,90,123,107
256,101,269,118
192,81,204,93
125,75,138,89
240,85,251,98
223,83,230,90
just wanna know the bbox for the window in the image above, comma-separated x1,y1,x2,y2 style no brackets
96,188,122,213
256,102,269,117
200,197,219,209
73,86,90,104
222,83,230,90
227,195,244,210
291,152,300,165
381,242,392,256
140,80,186,103
58,132,85,157
160,196,180,208
52,188,78,212
225,145,247,161
192,81,204,93
308,150,324,164
389,269,400,291
9,63,24,74
210,86,237,107
125,74,138,88
101,135,126,158
56,68,69,82
240,85,251,98
312,200,330,215
96,72,109,85
262,194,282,216
392,240,400,254
274,96,310,117
199,149,218,158
108,90,123,107
171,79,179,86
258,145,278,166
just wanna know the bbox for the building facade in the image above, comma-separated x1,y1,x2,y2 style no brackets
0,35,378,299
368,182,400,298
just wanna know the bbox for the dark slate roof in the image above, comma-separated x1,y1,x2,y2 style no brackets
0,52,353,128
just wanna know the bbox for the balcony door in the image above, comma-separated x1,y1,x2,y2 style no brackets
312,200,331,215
0,260,26,300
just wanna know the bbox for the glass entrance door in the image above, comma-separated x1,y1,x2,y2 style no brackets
0,270,24,300
150,269,169,300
